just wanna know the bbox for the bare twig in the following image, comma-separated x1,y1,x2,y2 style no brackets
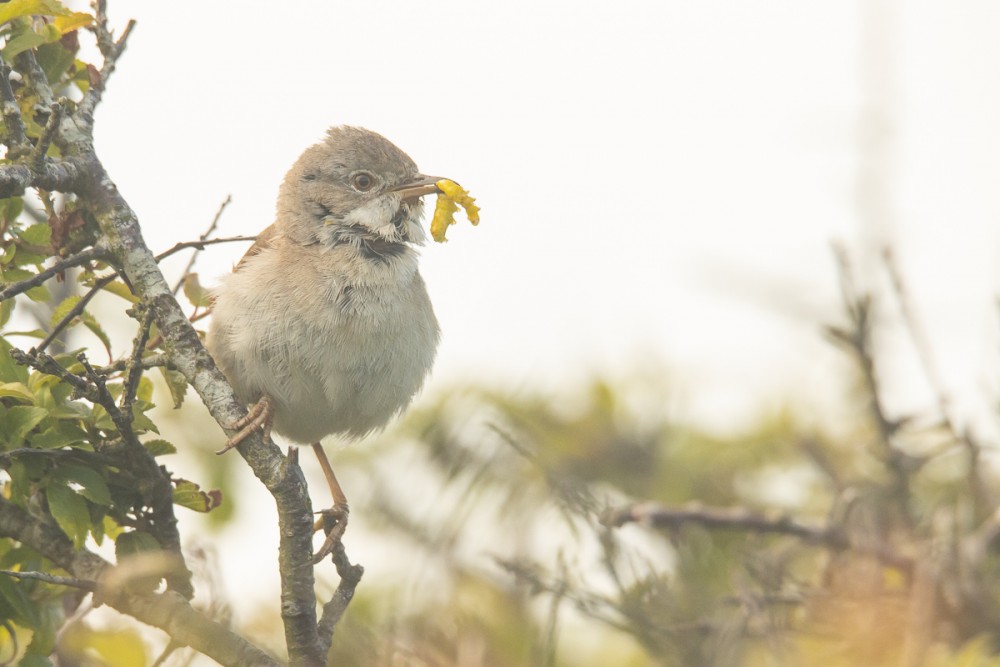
78,351,133,436
605,501,914,572
9,347,101,403
79,9,136,120
155,234,255,263
317,542,364,655
97,351,173,375
29,102,64,172
13,49,54,107
171,194,233,296
121,307,153,416
0,569,96,591
829,245,913,525
881,247,991,518
0,246,104,302
0,57,28,154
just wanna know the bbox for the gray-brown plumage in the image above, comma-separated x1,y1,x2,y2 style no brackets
206,126,446,558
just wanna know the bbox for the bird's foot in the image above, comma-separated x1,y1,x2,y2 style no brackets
216,396,275,454
311,503,350,564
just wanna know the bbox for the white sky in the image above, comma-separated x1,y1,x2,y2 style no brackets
90,1,1000,436
68,0,1000,641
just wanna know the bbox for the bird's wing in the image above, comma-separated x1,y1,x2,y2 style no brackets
234,223,281,272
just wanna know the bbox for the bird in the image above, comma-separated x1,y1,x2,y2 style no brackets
206,126,446,560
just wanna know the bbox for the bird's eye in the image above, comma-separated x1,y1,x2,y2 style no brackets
351,172,376,192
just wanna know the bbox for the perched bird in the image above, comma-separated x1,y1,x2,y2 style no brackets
206,126,446,559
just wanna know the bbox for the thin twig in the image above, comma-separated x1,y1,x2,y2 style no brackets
156,235,256,263
0,57,28,154
80,6,136,119
171,194,233,296
97,352,173,375
13,49,54,107
881,247,991,518
317,542,365,655
0,569,97,591
9,348,101,403
35,273,116,354
606,501,914,572
829,245,913,524
121,307,153,416
0,247,104,302
29,102,64,173
78,351,133,436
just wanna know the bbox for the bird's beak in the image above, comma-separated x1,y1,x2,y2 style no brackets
391,174,444,203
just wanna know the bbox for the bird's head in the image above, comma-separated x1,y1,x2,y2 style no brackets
276,126,442,250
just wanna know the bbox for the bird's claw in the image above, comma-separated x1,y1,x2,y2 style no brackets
312,503,350,564
216,396,274,454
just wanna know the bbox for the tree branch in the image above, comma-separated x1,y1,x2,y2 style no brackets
317,542,365,656
69,141,324,667
0,496,277,666
605,501,914,572
0,246,104,302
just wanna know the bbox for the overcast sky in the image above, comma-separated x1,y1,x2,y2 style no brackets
59,0,1000,641
89,0,1000,435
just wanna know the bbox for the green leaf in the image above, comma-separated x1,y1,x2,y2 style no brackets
36,39,75,85
27,425,86,449
0,381,34,402
129,406,158,434
46,484,90,549
0,0,72,24
0,197,24,225
0,572,40,627
136,375,154,403
142,439,176,457
97,279,138,303
49,295,80,328
3,21,63,60
172,479,222,513
19,224,51,247
52,12,93,34
52,464,110,505
114,531,159,560
113,532,162,595
19,656,54,667
158,367,187,409
3,329,47,339
0,405,48,445
0,337,29,383
25,284,50,302
13,247,46,267
0,244,17,265
182,273,212,308
0,299,12,327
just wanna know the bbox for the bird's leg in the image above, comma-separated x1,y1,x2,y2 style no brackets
310,442,350,564
215,396,275,454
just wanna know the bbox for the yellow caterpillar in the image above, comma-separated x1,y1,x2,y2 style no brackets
431,179,480,242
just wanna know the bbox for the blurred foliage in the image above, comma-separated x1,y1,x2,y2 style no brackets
0,3,998,667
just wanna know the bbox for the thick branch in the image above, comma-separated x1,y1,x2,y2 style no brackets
0,160,84,198
72,146,323,665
